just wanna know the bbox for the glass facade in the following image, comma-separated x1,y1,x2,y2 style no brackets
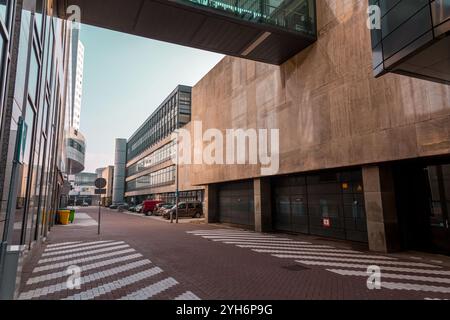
126,166,176,192
127,85,191,161
370,0,450,83
127,141,175,177
177,0,316,36
0,0,73,249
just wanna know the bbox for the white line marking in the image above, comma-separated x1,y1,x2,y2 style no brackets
63,267,163,300
328,269,450,284
46,241,83,248
38,244,130,264
381,282,450,294
203,236,297,241
119,277,178,300
32,248,136,273
45,240,115,252
236,245,358,253
295,260,450,276
255,249,395,260
211,239,311,245
267,254,439,267
19,259,152,300
42,241,125,257
174,291,202,300
224,242,331,248
27,253,144,285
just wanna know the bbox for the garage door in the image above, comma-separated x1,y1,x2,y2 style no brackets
272,170,368,243
218,181,254,227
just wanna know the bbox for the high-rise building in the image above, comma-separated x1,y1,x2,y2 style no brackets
71,29,84,131
0,0,76,299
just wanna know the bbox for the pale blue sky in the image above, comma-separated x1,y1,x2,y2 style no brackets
79,25,224,172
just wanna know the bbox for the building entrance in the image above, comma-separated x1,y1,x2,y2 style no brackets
394,162,450,255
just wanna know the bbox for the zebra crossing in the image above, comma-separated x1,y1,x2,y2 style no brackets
19,240,201,300
187,229,450,299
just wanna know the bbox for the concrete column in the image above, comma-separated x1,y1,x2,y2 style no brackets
363,165,401,253
254,178,272,233
204,184,218,223
112,139,127,205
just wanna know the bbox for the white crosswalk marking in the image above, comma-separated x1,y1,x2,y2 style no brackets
20,241,201,300
32,248,137,273
46,241,83,248
38,244,130,264
225,242,331,248
19,259,152,300
174,291,202,300
42,241,125,257
212,239,311,245
381,282,450,294
327,269,450,284
119,278,179,300
253,249,395,260
64,267,164,300
188,229,450,299
27,253,144,285
44,240,115,252
271,254,440,267
238,246,358,253
296,260,450,276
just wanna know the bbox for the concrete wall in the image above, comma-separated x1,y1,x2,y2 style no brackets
189,0,450,186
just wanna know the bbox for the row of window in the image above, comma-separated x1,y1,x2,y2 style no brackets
68,138,85,154
126,166,176,192
127,141,175,176
127,87,192,161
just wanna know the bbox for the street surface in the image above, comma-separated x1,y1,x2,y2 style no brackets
18,207,450,300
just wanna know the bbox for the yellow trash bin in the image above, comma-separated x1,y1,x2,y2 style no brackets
58,210,71,225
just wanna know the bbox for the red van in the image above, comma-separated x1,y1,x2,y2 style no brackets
142,200,163,216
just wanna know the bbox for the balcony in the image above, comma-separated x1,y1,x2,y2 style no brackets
370,0,450,85
53,0,317,65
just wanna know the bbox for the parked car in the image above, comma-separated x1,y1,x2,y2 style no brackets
128,206,136,212
135,203,143,213
109,204,118,209
142,200,163,216
154,203,174,216
163,201,203,219
118,203,129,211
81,201,89,207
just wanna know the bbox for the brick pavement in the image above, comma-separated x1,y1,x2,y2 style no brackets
18,207,450,300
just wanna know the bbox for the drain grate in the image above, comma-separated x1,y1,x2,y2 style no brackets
282,264,309,272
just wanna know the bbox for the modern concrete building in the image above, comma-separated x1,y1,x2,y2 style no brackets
70,29,84,131
184,2,450,255
0,0,76,299
122,86,204,205
64,25,85,175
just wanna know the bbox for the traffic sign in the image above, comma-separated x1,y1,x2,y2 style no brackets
95,178,107,189
95,189,107,195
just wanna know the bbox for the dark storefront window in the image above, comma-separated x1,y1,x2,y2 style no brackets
272,169,367,243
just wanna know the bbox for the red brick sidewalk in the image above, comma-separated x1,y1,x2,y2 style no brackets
17,207,450,300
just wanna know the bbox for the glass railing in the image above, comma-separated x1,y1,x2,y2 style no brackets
175,0,316,36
